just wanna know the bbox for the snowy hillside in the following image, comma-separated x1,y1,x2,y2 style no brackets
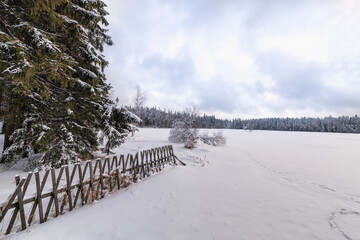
1,129,360,240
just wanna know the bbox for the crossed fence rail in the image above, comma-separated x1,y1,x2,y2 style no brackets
0,145,185,237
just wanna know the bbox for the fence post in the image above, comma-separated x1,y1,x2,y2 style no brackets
88,161,94,202
111,156,118,170
5,176,26,234
134,153,139,176
98,159,104,197
51,168,59,217
158,148,161,169
78,163,84,205
65,166,73,212
35,172,44,223
1,178,25,235
162,147,167,166
170,145,176,164
145,151,150,176
124,154,130,173
119,155,124,173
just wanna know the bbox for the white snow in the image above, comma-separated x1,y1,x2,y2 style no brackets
71,4,100,18
0,42,9,51
83,41,103,63
57,14,78,25
1,129,360,240
76,79,95,93
30,26,61,53
3,66,22,74
125,109,142,123
78,67,97,79
67,109,74,115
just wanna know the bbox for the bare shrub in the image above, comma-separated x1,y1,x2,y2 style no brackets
168,108,200,149
199,131,226,146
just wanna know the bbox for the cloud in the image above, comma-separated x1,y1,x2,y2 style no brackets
141,53,195,90
196,75,238,112
103,0,360,118
256,52,326,100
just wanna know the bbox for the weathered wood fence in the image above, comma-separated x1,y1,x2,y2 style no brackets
0,145,185,237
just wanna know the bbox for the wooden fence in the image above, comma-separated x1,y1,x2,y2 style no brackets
0,145,185,237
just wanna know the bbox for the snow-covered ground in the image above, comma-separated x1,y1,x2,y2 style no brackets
1,129,360,240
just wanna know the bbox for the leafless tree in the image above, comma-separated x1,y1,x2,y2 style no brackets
132,85,146,125
169,107,226,149
133,85,146,113
199,131,226,146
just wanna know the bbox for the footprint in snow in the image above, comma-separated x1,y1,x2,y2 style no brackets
329,209,360,240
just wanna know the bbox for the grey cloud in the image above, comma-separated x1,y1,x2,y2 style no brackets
256,52,326,100
197,75,238,112
255,51,360,114
141,53,195,90
325,87,360,111
104,0,360,118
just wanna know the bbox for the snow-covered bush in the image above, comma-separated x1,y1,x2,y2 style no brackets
169,108,226,149
168,121,187,143
199,131,226,146
184,128,199,149
169,121,199,149
169,108,200,149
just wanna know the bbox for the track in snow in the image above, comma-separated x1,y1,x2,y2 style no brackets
328,209,360,240
244,151,360,240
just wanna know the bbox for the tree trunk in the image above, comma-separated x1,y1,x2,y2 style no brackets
0,79,22,163
3,116,14,151
1,109,23,163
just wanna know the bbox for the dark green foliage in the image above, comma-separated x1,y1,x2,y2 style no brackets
0,0,136,169
100,104,139,155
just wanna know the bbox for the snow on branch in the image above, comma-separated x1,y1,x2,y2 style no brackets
169,108,226,149
199,131,227,146
31,26,61,52
79,0,97,3
82,41,103,63
12,22,61,52
76,79,95,92
71,3,100,18
78,67,97,78
125,109,142,124
57,14,78,24
3,66,22,74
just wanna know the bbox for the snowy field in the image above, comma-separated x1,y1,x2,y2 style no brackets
1,129,360,240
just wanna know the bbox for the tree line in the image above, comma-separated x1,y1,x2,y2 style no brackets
235,116,360,133
131,106,360,133
128,106,231,129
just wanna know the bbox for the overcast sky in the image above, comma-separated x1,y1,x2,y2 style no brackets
103,0,360,119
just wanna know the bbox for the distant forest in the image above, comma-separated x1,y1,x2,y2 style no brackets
128,106,360,133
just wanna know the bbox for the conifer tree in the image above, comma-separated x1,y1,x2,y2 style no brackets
0,0,138,169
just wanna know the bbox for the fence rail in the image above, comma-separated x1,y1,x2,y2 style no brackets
0,145,184,237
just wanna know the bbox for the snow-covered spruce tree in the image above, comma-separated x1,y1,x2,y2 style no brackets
0,0,136,169
99,101,141,155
